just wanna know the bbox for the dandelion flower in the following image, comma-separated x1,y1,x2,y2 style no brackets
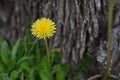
31,18,56,39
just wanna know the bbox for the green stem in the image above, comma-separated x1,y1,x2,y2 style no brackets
103,0,115,80
44,38,50,63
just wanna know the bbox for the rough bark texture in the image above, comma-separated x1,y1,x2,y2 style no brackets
0,0,120,79
96,1,120,78
0,0,102,63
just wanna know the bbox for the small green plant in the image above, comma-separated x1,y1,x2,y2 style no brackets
36,49,69,80
30,18,70,80
77,53,92,75
0,38,34,80
0,29,70,80
0,17,94,80
0,31,45,80
69,53,92,80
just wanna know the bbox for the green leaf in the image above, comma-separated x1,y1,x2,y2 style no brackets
7,60,16,72
10,70,19,80
20,62,30,72
52,64,69,80
0,37,4,44
17,56,33,65
0,58,6,72
39,69,51,80
38,58,52,80
28,70,35,80
11,39,20,59
23,31,31,54
75,53,92,75
0,41,10,65
0,73,10,80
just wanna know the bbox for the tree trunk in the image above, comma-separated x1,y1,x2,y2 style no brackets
0,0,104,63
0,0,120,79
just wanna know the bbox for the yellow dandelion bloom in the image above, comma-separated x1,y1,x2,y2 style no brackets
31,18,56,39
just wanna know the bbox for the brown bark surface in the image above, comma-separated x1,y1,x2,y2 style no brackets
0,0,106,63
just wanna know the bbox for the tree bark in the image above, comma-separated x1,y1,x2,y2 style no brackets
0,0,103,63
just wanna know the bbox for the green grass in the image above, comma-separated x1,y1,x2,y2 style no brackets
0,31,92,80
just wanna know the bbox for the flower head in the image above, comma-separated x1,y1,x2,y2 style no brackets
31,18,56,39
